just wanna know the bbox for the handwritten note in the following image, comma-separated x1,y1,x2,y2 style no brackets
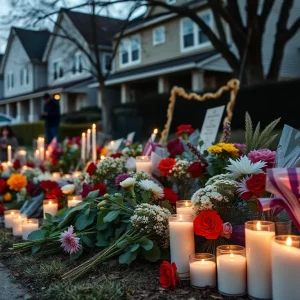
200,105,225,151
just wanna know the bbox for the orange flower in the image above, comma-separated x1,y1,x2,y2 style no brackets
3,192,12,202
100,147,108,157
7,174,27,191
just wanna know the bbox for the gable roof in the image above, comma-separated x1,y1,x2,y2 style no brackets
13,27,50,61
64,10,125,47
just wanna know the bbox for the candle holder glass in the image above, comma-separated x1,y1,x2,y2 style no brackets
72,171,82,178
68,195,83,208
217,245,246,296
275,220,292,235
136,156,152,174
245,220,275,232
51,172,61,180
12,214,27,236
43,200,58,218
22,219,39,240
176,200,194,215
4,210,20,228
189,253,216,289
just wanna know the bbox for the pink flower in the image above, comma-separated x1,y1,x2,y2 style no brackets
248,149,276,170
60,226,81,255
234,143,246,155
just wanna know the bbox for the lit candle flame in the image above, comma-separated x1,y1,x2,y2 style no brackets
92,124,96,129
110,141,115,145
286,236,292,246
87,129,91,134
185,201,188,207
82,132,86,137
153,128,158,134
7,145,11,150
256,221,261,231
230,253,234,259
201,259,204,264
179,214,182,222
100,155,105,160
49,201,52,205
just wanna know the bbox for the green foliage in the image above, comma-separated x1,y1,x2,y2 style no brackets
245,112,281,153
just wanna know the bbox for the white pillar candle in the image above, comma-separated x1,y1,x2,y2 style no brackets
22,219,39,240
7,145,12,162
34,149,40,161
245,220,275,299
4,210,20,228
17,149,27,164
45,150,50,160
92,124,97,162
217,245,246,296
272,235,300,300
136,156,152,175
81,132,86,162
43,200,58,218
68,195,83,208
169,214,195,278
87,129,91,157
12,214,27,236
72,171,82,179
176,200,194,215
37,137,45,151
151,128,158,142
40,147,45,161
51,172,61,181
189,253,216,288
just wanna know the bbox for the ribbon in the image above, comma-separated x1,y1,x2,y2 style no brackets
258,168,300,231
142,141,163,156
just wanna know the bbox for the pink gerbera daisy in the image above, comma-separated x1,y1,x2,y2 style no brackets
60,225,81,254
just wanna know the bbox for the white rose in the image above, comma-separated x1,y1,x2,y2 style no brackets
61,184,75,195
120,178,136,188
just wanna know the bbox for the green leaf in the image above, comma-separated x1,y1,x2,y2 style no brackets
139,238,153,251
75,211,96,231
31,244,41,254
97,209,110,225
117,239,130,249
130,244,140,252
96,232,109,247
141,191,151,203
103,210,120,223
143,244,161,262
207,165,215,176
86,190,100,200
70,246,83,260
96,223,109,231
28,229,46,241
245,112,253,152
119,250,137,264
160,200,172,212
247,199,258,212
81,235,94,248
84,208,90,218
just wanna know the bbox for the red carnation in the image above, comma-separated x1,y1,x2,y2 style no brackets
163,188,178,204
26,161,35,168
0,203,4,216
81,182,107,198
187,161,207,178
111,152,123,158
0,179,7,194
158,158,176,177
194,210,223,239
41,180,59,191
86,162,97,176
13,159,21,170
159,261,180,289
176,124,195,136
46,186,63,200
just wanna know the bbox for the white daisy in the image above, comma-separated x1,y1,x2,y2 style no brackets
138,179,164,200
236,176,250,196
225,156,266,178
120,177,136,188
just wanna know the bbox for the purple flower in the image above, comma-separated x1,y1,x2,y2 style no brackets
234,143,246,155
167,138,184,157
60,226,81,254
221,222,232,239
115,173,132,188
248,149,276,170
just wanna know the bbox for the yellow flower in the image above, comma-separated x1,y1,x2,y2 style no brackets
7,174,27,191
3,192,12,202
207,143,239,158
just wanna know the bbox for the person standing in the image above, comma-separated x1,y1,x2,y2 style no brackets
41,93,60,144
0,126,18,161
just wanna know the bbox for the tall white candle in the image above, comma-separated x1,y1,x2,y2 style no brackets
37,137,45,151
136,156,152,175
43,200,58,218
92,124,97,162
151,128,158,142
272,235,300,300
245,221,275,299
189,254,216,288
22,219,39,240
7,145,12,162
4,210,20,228
68,195,83,208
40,147,45,161
176,200,194,215
35,150,40,161
169,214,195,278
87,129,91,157
81,132,86,162
45,150,50,160
12,214,27,236
217,245,246,296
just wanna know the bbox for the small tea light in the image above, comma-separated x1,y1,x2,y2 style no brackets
12,214,27,236
72,171,82,178
4,210,20,228
68,195,83,208
63,174,72,179
136,156,152,175
43,200,58,218
51,172,61,180
21,165,28,173
189,253,216,289
22,219,39,240
176,200,194,215
1,162,9,172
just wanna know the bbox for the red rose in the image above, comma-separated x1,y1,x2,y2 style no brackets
0,179,7,194
163,188,178,204
158,158,176,177
81,182,107,198
26,181,42,197
26,161,35,168
176,124,195,136
167,138,184,157
194,210,223,239
187,161,207,178
13,159,21,170
40,165,46,172
41,180,59,191
86,162,97,176
241,173,266,200
46,186,63,200
159,261,179,289
0,203,4,215
110,152,123,158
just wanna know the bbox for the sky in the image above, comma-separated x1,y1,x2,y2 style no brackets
0,0,145,54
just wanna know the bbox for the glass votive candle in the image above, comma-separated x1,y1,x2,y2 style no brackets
169,214,195,278
12,214,27,236
217,245,246,296
245,220,275,300
272,235,300,300
51,172,61,180
43,200,58,218
63,174,72,179
22,219,39,240
135,156,152,175
4,210,20,228
275,220,292,235
68,195,83,208
189,253,216,289
176,200,194,215
72,171,82,178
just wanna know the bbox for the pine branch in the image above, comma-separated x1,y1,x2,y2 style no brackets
245,112,253,152
251,121,261,149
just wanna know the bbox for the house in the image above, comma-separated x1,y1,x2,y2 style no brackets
106,0,300,104
0,10,124,121
0,54,3,100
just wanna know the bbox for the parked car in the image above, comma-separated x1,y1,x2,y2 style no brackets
0,113,18,126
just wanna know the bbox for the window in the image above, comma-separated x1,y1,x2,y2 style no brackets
120,35,141,67
20,67,29,86
53,60,64,80
181,12,212,51
166,0,176,4
7,72,14,90
153,26,165,45
72,52,83,75
102,53,113,72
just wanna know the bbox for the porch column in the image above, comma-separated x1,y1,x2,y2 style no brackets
192,70,204,92
16,102,24,122
158,76,169,94
121,84,130,104
6,103,11,117
59,93,68,114
29,99,41,122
